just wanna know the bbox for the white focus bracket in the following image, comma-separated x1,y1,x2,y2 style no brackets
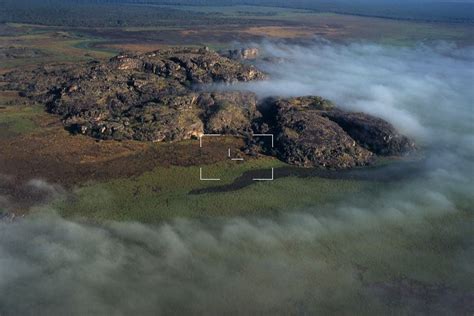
199,133,275,181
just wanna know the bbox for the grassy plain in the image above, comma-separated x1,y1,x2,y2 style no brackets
0,105,42,137
56,160,375,222
0,94,377,223
1,5,471,73
0,101,374,222
148,5,473,44
0,24,117,70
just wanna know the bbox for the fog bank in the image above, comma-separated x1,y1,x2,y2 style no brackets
1,184,472,315
229,40,474,144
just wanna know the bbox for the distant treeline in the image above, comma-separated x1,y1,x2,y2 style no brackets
0,0,254,27
118,0,474,23
1,0,473,26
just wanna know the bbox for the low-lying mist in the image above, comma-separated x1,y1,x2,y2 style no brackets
231,40,474,143
1,40,473,315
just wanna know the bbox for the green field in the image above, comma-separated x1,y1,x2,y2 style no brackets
153,4,315,17
0,25,117,69
46,157,474,296
56,158,380,222
0,105,42,137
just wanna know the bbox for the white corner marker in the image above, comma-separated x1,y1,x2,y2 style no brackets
252,134,274,148
253,168,274,181
200,167,221,181
199,134,274,181
199,134,222,148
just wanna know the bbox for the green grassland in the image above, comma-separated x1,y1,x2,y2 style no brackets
2,8,472,67
374,21,471,46
0,25,117,70
0,102,388,225
0,104,42,137
0,11,471,72
56,158,377,222
154,4,315,18
0,103,386,225
146,4,473,44
49,157,474,294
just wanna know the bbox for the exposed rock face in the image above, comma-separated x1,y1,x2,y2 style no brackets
259,96,415,168
222,47,260,61
0,47,415,169
2,47,264,142
62,90,260,142
109,47,265,83
200,92,259,135
268,97,374,168
322,111,416,155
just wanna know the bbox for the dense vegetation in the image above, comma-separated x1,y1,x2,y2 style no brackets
1,0,473,27
0,1,254,27
159,0,474,23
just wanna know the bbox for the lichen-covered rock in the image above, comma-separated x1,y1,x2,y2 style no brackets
201,92,260,135
221,47,260,60
271,97,374,168
110,47,265,84
2,47,266,142
322,111,416,156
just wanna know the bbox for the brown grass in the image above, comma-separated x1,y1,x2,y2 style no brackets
242,26,328,38
104,43,168,54
0,110,249,187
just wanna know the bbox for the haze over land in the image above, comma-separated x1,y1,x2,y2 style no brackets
231,40,474,140
1,40,473,314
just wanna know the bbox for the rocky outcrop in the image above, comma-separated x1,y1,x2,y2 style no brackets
267,97,373,168
2,47,265,142
222,47,260,61
200,92,259,135
322,111,416,155
261,96,415,168
110,47,264,83
0,47,416,169
63,90,260,142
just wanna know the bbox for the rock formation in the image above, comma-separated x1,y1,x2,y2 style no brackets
0,47,415,168
262,96,415,168
221,47,260,60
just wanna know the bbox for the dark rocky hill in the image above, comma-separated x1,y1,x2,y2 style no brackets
1,47,415,168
